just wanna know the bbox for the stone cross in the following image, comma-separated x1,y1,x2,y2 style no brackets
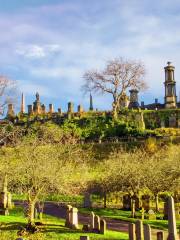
100,219,106,234
167,196,177,240
136,220,144,240
143,224,151,240
129,223,136,240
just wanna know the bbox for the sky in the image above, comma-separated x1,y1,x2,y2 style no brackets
0,0,180,112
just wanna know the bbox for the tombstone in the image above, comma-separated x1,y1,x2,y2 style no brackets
80,236,89,240
94,215,100,233
69,207,79,229
65,205,72,227
123,194,131,210
148,209,156,220
100,219,106,234
28,105,33,115
164,200,168,220
83,193,92,208
157,231,164,240
131,200,135,218
169,115,177,128
135,220,144,240
143,224,151,240
142,195,151,211
129,223,136,240
90,211,95,230
49,104,54,113
167,196,177,240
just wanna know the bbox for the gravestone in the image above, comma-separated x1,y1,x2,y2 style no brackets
94,215,100,233
143,224,151,240
69,207,79,229
157,231,164,240
142,195,151,211
148,209,156,220
100,219,106,234
90,211,95,230
65,205,72,227
135,220,144,240
123,194,131,210
167,196,177,240
83,193,92,208
129,223,136,240
80,236,89,240
169,115,177,128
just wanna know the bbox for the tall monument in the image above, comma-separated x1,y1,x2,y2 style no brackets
20,93,25,113
164,62,177,108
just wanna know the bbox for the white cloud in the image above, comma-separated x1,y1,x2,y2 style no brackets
15,43,61,59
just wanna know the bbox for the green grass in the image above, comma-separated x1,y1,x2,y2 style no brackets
79,208,180,231
0,207,128,240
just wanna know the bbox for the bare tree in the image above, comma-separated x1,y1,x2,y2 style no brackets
82,57,147,118
0,76,17,115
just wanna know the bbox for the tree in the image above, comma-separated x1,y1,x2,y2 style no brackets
0,76,17,116
82,57,147,118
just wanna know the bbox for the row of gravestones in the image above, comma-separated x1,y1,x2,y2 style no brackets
79,197,179,240
65,205,106,235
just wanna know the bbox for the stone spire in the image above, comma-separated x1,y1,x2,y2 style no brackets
20,93,25,113
89,93,93,111
164,62,177,108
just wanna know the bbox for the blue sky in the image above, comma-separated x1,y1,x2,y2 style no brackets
0,0,180,112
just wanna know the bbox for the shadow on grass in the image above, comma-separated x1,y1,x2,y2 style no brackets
0,222,26,231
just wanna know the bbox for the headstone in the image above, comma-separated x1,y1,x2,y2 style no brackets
90,211,95,230
169,115,177,128
83,193,92,208
70,207,79,229
100,219,106,234
157,231,164,240
167,196,177,240
65,205,72,227
143,224,151,240
142,195,151,211
135,220,144,240
123,194,131,210
80,236,89,240
148,209,156,220
94,215,100,233
129,223,136,240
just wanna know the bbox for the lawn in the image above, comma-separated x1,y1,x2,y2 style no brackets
0,207,128,240
79,208,180,231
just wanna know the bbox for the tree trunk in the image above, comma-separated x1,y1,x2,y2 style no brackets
28,201,35,225
103,193,107,208
155,194,159,212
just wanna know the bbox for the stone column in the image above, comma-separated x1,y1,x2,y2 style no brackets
167,197,177,240
136,220,144,240
144,224,151,240
129,223,136,240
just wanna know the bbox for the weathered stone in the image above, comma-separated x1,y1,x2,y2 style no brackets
69,207,79,229
80,236,89,240
83,193,92,208
157,231,164,240
135,220,144,240
90,211,95,230
100,219,106,234
167,196,177,240
143,224,151,240
94,215,100,233
129,223,136,240
65,205,72,227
